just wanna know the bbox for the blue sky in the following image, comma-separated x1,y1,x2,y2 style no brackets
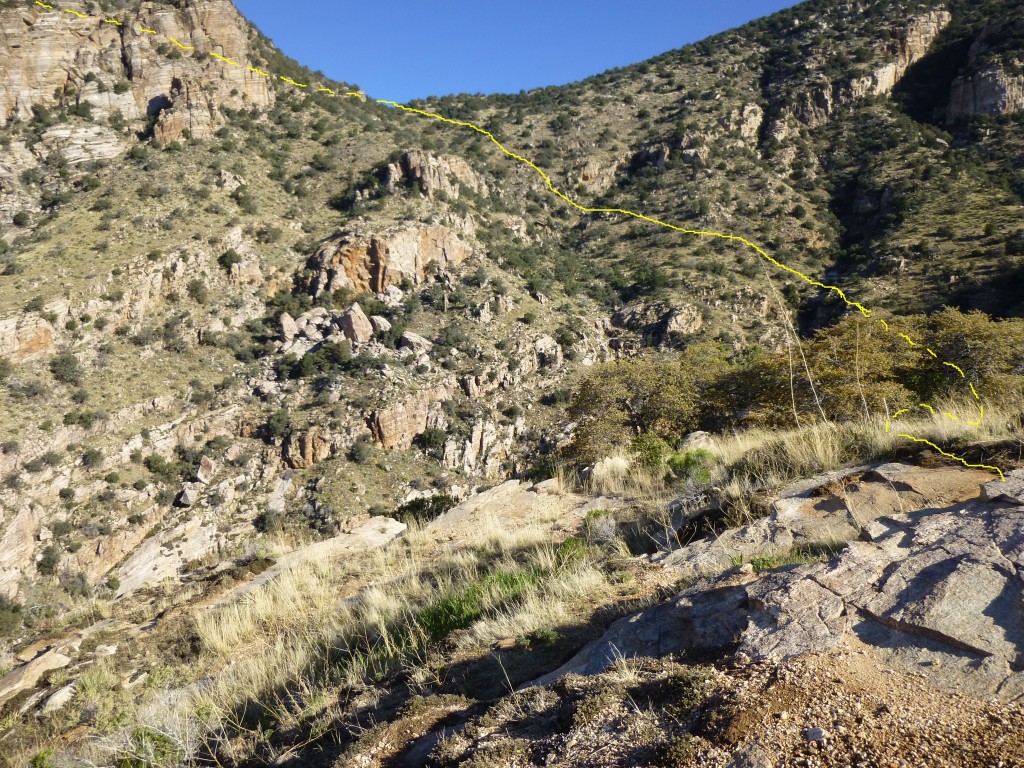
233,1,802,103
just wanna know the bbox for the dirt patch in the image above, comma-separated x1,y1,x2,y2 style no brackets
361,637,1024,767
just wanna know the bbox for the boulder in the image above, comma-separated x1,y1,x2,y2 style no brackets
338,303,374,344
679,431,714,452
0,649,71,707
370,315,392,334
279,312,298,341
399,331,434,355
176,483,202,507
663,304,704,336
41,682,77,714
195,456,217,484
534,335,563,369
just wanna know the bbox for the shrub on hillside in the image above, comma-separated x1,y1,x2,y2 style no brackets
49,352,82,385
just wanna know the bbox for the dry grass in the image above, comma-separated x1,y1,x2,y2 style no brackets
713,395,1022,487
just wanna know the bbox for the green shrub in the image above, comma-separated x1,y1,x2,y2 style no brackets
631,432,670,469
392,494,455,524
556,536,588,564
667,449,717,485
12,211,29,227
264,408,291,441
37,544,60,575
49,352,83,385
412,427,447,457
217,249,242,271
61,571,91,598
348,438,374,464
0,595,23,636
253,508,281,533
144,454,180,482
417,566,543,642
186,279,209,304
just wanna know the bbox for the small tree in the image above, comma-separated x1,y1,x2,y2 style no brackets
186,279,209,304
217,249,242,271
37,544,60,575
49,352,83,386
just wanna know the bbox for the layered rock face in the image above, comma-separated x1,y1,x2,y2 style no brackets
848,10,951,99
766,9,950,140
0,0,273,144
949,64,1024,118
308,224,474,295
368,383,453,450
384,151,489,200
949,20,1024,119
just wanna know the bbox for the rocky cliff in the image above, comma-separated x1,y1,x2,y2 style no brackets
949,19,1024,119
0,0,272,141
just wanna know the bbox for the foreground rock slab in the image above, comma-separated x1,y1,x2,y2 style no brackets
540,465,1024,699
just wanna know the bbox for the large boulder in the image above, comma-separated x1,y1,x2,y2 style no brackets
338,302,373,344
398,331,433,355
279,312,299,341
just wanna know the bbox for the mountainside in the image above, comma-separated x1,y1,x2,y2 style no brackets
1,0,1024,765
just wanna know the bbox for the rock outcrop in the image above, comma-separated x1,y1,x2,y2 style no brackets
368,383,453,450
764,10,950,141
540,465,1024,701
0,0,274,142
0,311,59,362
848,10,951,99
384,151,489,200
949,19,1024,119
611,301,704,341
950,64,1024,118
307,224,474,296
442,417,525,479
283,427,333,469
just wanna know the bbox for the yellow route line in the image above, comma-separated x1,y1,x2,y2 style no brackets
209,52,238,65
970,383,980,400
918,403,935,414
104,19,122,26
897,435,1003,480
943,362,965,378
28,3,1004,480
377,98,876,319
170,37,193,51
926,348,937,358
63,7,86,17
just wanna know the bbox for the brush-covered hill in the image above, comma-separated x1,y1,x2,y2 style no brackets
0,0,1023,765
